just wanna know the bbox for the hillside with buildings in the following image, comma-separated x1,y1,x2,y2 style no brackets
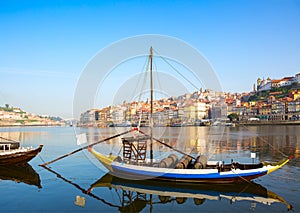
0,104,65,126
79,72,300,127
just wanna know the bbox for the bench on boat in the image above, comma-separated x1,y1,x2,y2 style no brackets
0,142,20,151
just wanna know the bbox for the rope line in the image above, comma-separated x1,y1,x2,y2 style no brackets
239,124,289,158
0,136,20,143
138,129,196,160
153,48,200,91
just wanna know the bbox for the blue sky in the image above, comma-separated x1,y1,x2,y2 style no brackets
0,0,299,118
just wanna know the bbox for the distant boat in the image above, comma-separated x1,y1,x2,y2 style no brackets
0,163,41,188
0,138,43,165
88,173,292,211
88,47,291,184
170,123,182,127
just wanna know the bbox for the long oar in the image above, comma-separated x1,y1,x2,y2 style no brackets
138,130,196,160
40,128,137,167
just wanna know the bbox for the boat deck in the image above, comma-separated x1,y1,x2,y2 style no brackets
0,146,36,155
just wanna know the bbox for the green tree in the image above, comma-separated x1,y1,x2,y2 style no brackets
228,113,239,122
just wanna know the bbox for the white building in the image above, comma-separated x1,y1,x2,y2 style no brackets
194,102,207,119
278,77,296,87
296,73,300,83
257,74,299,92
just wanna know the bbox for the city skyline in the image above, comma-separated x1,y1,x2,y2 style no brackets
1,1,299,119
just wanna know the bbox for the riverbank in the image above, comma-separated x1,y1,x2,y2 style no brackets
0,121,65,127
236,120,300,126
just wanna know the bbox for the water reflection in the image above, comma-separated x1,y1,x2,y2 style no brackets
88,174,292,212
85,126,300,166
0,127,50,147
41,165,292,212
0,163,41,188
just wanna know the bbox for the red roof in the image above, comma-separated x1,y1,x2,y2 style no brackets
269,91,282,95
272,79,280,83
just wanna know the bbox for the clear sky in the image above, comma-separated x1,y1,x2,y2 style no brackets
0,0,299,119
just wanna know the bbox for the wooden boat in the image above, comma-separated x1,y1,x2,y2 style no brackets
0,163,41,188
89,143,290,183
0,141,43,165
88,173,292,211
88,47,291,184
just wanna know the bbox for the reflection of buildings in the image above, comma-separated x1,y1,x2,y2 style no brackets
172,126,299,163
0,131,38,145
295,135,300,159
82,125,299,164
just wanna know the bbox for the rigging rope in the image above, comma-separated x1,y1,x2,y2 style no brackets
153,48,200,91
239,124,289,158
138,129,196,160
132,55,149,102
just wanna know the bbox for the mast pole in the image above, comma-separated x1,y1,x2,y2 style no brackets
150,46,154,164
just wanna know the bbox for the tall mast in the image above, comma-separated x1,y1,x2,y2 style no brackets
149,47,153,164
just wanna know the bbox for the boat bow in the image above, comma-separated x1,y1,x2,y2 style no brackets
266,156,292,174
88,146,117,172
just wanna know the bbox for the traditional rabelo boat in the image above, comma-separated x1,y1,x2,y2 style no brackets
88,47,291,184
88,135,290,183
0,137,43,165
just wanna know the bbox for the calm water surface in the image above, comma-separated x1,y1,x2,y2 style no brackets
0,126,299,212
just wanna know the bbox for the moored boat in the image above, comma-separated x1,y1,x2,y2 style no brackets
0,137,43,165
0,145,43,165
88,139,290,183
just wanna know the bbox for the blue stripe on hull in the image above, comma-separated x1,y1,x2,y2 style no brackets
111,164,268,183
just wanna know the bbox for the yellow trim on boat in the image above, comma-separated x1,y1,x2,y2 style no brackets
88,147,117,172
267,158,289,174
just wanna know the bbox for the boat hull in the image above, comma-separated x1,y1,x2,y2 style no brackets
0,145,43,165
89,148,290,184
110,162,268,184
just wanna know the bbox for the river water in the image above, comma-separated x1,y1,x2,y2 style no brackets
0,125,299,212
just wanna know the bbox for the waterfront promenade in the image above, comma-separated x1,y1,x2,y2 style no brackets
237,120,300,126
